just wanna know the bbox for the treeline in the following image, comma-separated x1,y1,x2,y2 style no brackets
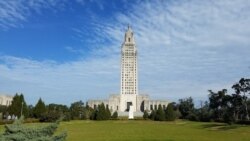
145,78,250,124
0,95,117,122
1,78,249,124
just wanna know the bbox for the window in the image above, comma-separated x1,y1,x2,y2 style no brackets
150,105,153,110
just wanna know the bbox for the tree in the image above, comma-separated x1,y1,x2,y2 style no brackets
8,93,28,118
165,103,176,121
105,105,111,119
143,111,149,120
69,101,85,120
232,78,250,120
178,97,194,119
0,116,66,141
92,103,111,120
149,110,156,120
197,101,211,122
0,105,8,119
155,105,165,121
83,105,94,119
33,98,46,119
208,89,227,120
40,104,70,122
230,93,243,121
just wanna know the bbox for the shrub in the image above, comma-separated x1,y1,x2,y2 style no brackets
0,116,67,141
111,111,118,119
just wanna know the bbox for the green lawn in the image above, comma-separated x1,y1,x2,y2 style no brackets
0,120,249,141
56,120,250,141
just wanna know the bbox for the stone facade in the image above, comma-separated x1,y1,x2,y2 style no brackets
87,26,169,117
0,94,13,106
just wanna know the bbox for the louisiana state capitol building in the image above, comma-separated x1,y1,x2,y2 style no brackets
87,26,169,117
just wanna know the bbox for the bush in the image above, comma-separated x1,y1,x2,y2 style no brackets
187,112,199,121
111,111,118,119
236,120,250,125
40,111,61,122
0,116,67,141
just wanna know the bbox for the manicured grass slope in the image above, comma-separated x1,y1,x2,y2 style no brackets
57,120,250,141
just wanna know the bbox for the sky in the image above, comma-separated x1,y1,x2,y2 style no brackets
0,0,250,106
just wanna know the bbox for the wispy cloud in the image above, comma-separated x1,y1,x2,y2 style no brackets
0,0,250,105
69,0,250,102
0,0,66,30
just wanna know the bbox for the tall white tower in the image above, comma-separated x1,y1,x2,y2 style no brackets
120,26,138,112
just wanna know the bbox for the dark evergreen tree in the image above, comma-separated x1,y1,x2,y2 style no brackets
143,111,149,120
8,93,28,118
27,105,34,118
96,103,106,120
165,103,176,121
0,105,8,119
149,110,156,120
105,105,111,120
0,116,66,141
33,98,46,119
155,105,165,121
90,110,97,120
90,103,111,120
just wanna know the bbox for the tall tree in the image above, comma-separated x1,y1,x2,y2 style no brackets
33,98,46,119
96,103,107,120
8,93,28,118
165,103,176,121
155,105,165,121
178,97,194,119
230,93,243,121
232,78,250,120
208,89,227,120
105,105,111,120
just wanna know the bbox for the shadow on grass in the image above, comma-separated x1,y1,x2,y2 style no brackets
201,123,238,131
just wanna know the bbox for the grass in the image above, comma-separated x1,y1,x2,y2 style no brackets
1,120,250,141
57,120,250,141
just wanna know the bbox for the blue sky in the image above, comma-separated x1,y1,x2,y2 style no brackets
0,0,250,105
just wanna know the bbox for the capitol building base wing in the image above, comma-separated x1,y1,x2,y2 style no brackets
87,94,169,117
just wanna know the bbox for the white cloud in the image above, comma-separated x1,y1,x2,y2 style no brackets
0,0,250,105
